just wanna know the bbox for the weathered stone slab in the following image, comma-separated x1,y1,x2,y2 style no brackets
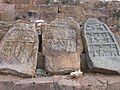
0,21,13,43
0,21,38,77
43,17,83,74
84,18,120,74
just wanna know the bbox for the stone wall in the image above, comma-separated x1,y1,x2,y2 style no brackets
0,0,120,75
0,0,119,28
1,0,119,42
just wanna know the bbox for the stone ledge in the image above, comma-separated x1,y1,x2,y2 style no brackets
0,74,119,90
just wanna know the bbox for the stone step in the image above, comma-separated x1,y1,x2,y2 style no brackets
0,74,120,90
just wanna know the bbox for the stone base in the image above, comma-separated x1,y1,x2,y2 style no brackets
45,53,80,74
0,74,120,90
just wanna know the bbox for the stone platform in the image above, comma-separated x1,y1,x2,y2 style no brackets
0,74,120,90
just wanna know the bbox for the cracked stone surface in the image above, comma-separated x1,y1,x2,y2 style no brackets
0,21,38,77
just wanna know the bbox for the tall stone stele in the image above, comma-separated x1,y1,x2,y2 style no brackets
83,18,120,74
43,17,83,74
0,21,38,77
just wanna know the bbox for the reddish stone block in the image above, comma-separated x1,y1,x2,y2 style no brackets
1,10,15,22
0,4,15,11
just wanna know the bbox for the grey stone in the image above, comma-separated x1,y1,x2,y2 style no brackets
0,21,38,77
43,17,83,74
83,18,120,74
14,81,55,90
0,74,119,90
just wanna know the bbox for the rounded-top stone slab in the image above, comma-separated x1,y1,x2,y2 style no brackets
0,21,38,77
83,18,120,74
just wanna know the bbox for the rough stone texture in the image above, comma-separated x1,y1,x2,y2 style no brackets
0,21,38,77
54,79,82,90
3,0,30,4
0,4,15,11
15,10,39,22
83,18,120,74
0,1,118,29
14,77,55,90
13,0,46,5
0,74,119,90
0,21,13,42
59,6,85,22
16,5,58,22
0,10,15,22
43,17,83,74
45,53,80,74
0,28,7,42
0,4,15,22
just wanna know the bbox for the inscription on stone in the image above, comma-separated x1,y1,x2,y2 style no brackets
43,17,81,55
43,17,83,74
84,18,120,74
0,22,38,77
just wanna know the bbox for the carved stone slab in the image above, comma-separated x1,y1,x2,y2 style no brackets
0,21,38,77
43,17,83,74
0,21,13,43
84,18,120,74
